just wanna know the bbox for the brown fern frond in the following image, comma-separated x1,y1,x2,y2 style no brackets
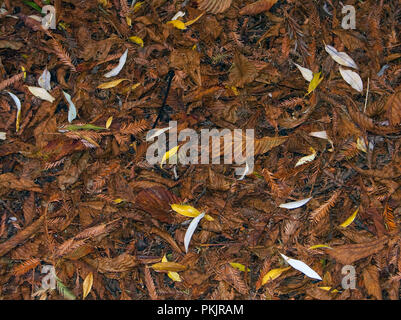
255,258,271,290
383,203,397,232
75,224,108,240
12,258,40,276
0,73,24,91
262,168,284,198
144,267,158,300
119,0,129,17
120,119,149,136
310,190,341,223
55,238,86,257
278,97,305,109
43,157,66,170
338,141,359,160
218,264,248,295
50,39,76,73
198,0,232,14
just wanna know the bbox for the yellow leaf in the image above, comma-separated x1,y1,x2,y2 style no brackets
131,83,141,90
356,137,367,153
339,207,359,228
306,72,323,95
151,262,187,272
16,109,21,132
171,204,214,221
229,262,250,272
261,267,291,285
82,272,93,299
308,244,332,250
129,36,144,47
166,20,187,30
192,44,197,51
184,12,204,27
160,145,180,168
319,286,340,293
133,1,143,12
21,66,26,80
126,16,132,26
162,255,182,282
113,198,124,204
97,79,129,89
106,116,113,129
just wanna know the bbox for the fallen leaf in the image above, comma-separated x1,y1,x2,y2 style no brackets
82,272,93,299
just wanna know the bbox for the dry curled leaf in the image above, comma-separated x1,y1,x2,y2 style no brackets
239,0,278,16
198,0,232,14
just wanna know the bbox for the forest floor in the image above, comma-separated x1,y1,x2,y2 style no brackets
0,0,401,300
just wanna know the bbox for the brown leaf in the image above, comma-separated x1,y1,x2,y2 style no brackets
170,49,202,86
362,265,382,300
228,53,258,88
0,173,42,196
326,237,388,264
198,0,232,14
239,0,278,16
386,91,401,126
134,186,180,223
95,253,138,273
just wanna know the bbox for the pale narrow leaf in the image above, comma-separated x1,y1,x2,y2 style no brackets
339,67,363,92
6,91,21,111
184,212,205,253
38,68,51,91
104,49,128,78
325,45,358,69
294,63,313,82
0,132,5,140
280,253,322,280
279,197,312,209
63,91,77,123
146,126,171,140
27,86,55,103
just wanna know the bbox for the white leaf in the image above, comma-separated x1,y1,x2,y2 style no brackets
146,126,172,141
280,253,322,280
38,68,51,91
237,161,250,180
279,197,312,209
0,132,6,140
295,152,316,167
63,91,77,123
27,86,55,103
104,49,128,78
6,91,21,112
172,11,185,20
325,45,358,69
294,63,313,82
309,131,328,140
339,67,363,93
184,212,205,253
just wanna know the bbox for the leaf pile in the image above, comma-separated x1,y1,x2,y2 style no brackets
0,0,401,300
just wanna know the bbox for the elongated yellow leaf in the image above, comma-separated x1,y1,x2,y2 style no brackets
160,145,180,168
166,20,186,30
319,286,340,293
16,109,21,132
97,78,129,89
129,36,144,47
229,262,250,272
171,204,214,221
339,207,359,228
106,116,113,129
308,244,332,250
82,272,93,299
151,262,187,272
162,255,182,282
184,12,204,27
306,72,323,95
262,267,291,285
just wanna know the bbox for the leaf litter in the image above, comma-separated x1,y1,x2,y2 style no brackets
0,0,400,301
